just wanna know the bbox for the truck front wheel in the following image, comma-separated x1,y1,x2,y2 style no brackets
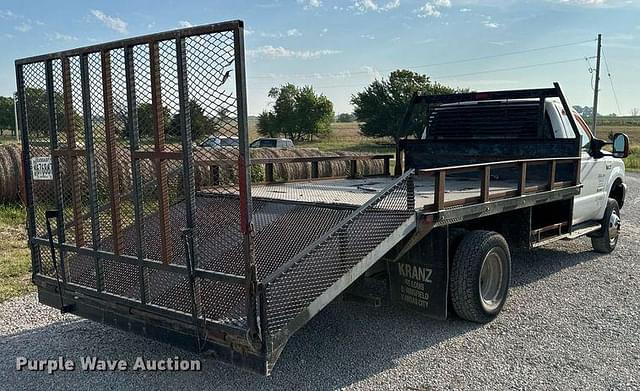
450,230,511,323
591,198,620,254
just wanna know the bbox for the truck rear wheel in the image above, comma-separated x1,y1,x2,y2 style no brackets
450,230,511,323
591,198,620,254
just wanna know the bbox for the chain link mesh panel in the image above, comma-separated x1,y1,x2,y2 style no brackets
262,173,415,336
17,22,252,320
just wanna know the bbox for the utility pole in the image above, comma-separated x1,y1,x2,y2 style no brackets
591,34,602,136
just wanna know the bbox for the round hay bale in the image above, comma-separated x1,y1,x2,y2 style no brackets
0,144,24,203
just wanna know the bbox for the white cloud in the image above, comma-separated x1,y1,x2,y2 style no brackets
178,20,193,28
415,0,450,18
460,7,472,12
90,9,128,34
320,27,328,36
15,22,31,32
481,16,500,28
261,28,303,38
361,34,376,39
247,45,341,59
417,3,441,17
553,0,607,5
48,32,79,41
433,0,451,7
245,27,255,35
361,65,382,80
353,0,400,12
547,0,636,6
0,10,16,19
489,40,514,46
297,0,322,9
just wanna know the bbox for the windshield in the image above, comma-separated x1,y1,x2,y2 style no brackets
220,138,239,147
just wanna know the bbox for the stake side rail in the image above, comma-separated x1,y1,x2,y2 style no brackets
414,156,581,212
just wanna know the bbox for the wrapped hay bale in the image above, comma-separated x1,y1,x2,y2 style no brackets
0,144,23,203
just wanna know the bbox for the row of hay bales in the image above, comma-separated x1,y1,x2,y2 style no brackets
0,145,388,204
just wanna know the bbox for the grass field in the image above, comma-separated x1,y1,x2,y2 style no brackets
0,204,31,302
0,120,637,303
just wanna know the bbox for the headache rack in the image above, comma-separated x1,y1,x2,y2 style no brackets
16,20,582,375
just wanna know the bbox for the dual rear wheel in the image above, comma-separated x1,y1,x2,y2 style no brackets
449,230,511,323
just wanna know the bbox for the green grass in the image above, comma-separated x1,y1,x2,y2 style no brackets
0,203,32,303
597,125,640,172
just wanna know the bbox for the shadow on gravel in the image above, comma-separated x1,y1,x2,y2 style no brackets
1,242,604,390
510,243,601,288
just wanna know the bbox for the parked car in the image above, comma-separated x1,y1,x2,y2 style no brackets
249,138,295,148
199,135,239,148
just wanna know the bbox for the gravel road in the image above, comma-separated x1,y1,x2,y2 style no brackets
1,173,639,390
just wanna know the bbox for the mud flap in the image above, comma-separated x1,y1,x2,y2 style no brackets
388,226,449,320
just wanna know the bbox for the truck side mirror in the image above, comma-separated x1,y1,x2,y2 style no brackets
612,133,629,158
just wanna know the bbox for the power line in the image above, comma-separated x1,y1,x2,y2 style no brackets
248,38,596,81
601,48,622,115
305,57,590,89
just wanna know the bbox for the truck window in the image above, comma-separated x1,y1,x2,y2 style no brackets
573,113,592,150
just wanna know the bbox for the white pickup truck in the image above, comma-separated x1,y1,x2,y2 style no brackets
419,96,629,253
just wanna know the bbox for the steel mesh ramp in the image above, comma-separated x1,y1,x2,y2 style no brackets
258,171,416,363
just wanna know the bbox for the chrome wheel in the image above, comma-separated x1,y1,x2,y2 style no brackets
608,209,621,246
479,248,505,313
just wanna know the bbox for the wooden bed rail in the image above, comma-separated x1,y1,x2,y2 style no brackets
415,156,581,211
195,153,394,184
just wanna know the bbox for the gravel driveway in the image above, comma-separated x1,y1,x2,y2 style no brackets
1,174,639,390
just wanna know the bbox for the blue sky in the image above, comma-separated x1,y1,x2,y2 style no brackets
1,0,639,115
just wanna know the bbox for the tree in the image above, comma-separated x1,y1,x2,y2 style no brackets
351,69,463,143
573,105,592,119
22,87,80,138
257,84,334,141
168,100,218,141
294,86,333,141
0,96,15,134
336,113,356,123
134,102,171,139
257,110,278,137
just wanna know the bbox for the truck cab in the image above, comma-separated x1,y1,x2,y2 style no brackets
418,96,628,233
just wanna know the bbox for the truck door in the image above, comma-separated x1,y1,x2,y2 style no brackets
570,112,606,225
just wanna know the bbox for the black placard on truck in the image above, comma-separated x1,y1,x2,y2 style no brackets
388,227,449,319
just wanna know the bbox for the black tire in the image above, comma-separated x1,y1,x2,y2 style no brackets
450,230,511,323
591,198,620,254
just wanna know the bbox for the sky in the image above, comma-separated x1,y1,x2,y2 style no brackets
1,0,639,116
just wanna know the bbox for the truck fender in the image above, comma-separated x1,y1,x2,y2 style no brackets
597,168,625,219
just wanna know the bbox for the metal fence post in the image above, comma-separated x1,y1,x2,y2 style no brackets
15,63,39,276
80,54,103,292
124,46,147,304
234,24,259,342
44,60,66,280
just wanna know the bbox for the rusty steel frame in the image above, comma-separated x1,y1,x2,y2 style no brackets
17,20,261,370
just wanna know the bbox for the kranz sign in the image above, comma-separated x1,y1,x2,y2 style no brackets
388,227,448,319
31,156,53,181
